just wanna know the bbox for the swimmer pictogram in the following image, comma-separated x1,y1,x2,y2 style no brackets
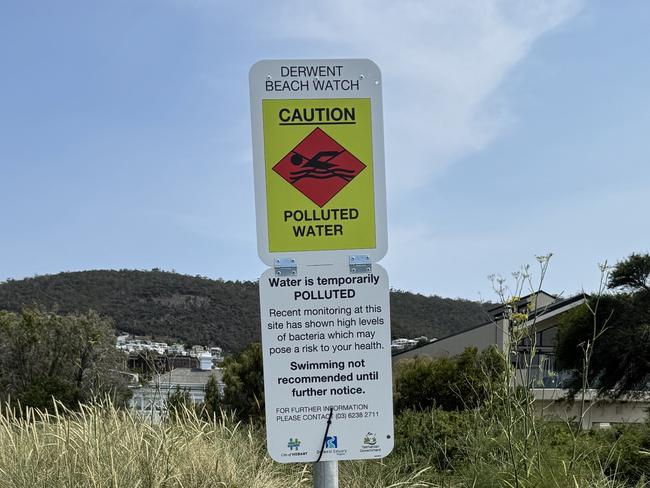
288,150,356,183
273,127,366,207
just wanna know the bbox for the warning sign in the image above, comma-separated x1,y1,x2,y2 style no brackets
250,59,387,266
263,98,375,252
259,263,394,463
272,127,366,208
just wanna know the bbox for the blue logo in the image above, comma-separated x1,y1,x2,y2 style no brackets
287,438,301,451
325,436,338,449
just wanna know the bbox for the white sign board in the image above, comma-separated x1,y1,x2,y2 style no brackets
249,59,387,267
259,263,394,462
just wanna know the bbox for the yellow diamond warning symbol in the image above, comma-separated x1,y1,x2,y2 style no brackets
262,98,376,253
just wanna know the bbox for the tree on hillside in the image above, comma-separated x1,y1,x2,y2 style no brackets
221,342,264,421
0,308,131,411
0,270,490,354
556,253,650,397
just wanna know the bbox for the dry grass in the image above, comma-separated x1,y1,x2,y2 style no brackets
0,402,307,488
0,403,438,488
0,401,645,488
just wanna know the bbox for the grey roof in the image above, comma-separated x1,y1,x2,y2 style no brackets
392,293,586,358
526,294,587,321
150,368,223,388
486,290,557,313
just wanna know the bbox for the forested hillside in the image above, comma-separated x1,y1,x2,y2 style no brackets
0,270,491,352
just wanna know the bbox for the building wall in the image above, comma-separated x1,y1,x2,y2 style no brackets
393,294,585,366
393,318,507,362
532,292,557,310
533,389,650,429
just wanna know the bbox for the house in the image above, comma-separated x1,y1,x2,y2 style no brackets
390,338,418,352
392,291,584,387
392,291,650,427
129,365,224,420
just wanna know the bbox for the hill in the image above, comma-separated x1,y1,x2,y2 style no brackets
0,270,491,352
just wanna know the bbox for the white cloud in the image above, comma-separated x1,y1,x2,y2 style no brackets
164,0,585,295
262,0,583,192
169,0,581,195
260,0,584,298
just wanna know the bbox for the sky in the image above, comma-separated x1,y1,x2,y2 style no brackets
1,0,649,301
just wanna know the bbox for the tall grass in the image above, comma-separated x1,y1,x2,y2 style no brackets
0,401,647,487
0,402,306,488
0,402,435,488
392,407,650,488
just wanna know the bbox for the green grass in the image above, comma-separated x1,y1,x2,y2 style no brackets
0,402,648,488
0,403,308,488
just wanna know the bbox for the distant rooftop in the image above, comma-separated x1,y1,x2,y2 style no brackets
151,368,222,388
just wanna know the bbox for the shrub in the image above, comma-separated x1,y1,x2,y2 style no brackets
394,407,473,470
221,342,264,422
592,422,650,483
393,346,507,413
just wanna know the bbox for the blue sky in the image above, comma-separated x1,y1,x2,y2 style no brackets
1,0,649,300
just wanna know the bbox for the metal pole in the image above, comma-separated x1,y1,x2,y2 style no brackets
313,460,338,488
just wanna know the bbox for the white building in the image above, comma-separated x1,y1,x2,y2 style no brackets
129,367,224,421
391,338,418,351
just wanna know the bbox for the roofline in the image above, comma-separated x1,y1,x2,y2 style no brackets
392,317,496,357
392,293,587,358
526,294,587,321
486,290,557,312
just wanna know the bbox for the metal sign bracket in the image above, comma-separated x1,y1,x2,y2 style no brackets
349,255,372,274
274,258,297,276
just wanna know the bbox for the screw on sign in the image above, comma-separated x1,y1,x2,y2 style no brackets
273,127,366,207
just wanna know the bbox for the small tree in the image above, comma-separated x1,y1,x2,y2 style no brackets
200,374,222,420
556,253,650,399
393,356,440,412
166,386,193,420
608,253,650,292
557,282,650,397
221,342,264,422
0,308,131,411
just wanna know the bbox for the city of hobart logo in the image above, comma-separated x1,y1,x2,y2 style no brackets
287,438,301,451
282,437,307,458
272,127,366,207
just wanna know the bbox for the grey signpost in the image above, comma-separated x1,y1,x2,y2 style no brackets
314,460,338,488
249,58,391,488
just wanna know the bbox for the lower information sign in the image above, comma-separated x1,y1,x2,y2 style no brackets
259,263,394,463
